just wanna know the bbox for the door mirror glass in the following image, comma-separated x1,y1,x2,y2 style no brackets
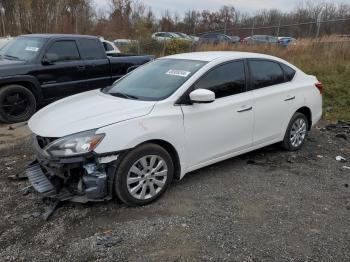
189,89,215,104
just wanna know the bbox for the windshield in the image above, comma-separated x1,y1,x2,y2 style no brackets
0,37,46,61
105,59,207,101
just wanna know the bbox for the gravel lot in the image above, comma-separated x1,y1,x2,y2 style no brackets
0,121,349,261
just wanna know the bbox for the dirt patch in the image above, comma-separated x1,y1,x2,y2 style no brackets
0,121,349,261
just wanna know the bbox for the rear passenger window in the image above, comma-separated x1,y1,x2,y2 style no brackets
280,63,296,81
78,39,106,60
194,61,246,99
249,60,285,89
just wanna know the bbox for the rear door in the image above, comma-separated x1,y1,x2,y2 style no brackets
181,60,254,168
34,40,88,99
248,59,299,146
77,38,112,90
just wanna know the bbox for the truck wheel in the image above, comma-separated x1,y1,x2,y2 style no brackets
0,84,36,123
114,143,174,206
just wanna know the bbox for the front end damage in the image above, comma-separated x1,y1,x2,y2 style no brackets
26,135,120,217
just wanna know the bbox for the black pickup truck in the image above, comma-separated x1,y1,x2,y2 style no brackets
0,34,154,123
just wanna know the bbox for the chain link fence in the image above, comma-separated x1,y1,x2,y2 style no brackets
117,17,350,57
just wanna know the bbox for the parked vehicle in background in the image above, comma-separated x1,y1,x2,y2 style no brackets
27,51,322,207
278,37,297,46
0,34,153,123
189,35,200,42
100,38,121,56
113,39,137,47
0,36,12,49
173,32,194,42
229,35,240,43
152,32,180,41
242,35,278,44
199,33,239,45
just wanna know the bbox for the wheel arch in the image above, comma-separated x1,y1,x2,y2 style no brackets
0,76,43,103
138,139,182,181
296,106,312,130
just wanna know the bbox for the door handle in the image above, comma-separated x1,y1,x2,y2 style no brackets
237,106,253,113
77,65,86,71
284,96,295,101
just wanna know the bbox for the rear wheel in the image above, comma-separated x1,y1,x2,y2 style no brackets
114,143,174,206
281,112,309,151
0,84,36,123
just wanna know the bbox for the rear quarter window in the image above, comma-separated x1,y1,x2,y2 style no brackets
280,63,296,81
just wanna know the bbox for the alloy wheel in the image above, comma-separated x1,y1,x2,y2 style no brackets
290,118,307,147
127,155,168,200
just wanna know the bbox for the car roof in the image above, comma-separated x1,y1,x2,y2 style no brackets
19,34,98,39
165,51,281,62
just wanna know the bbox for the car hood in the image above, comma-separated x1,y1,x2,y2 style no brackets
29,89,156,137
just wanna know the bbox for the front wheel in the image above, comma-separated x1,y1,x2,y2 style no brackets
281,112,309,151
0,84,36,123
114,143,174,206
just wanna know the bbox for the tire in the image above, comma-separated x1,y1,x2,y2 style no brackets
0,84,36,123
281,112,309,151
114,143,174,206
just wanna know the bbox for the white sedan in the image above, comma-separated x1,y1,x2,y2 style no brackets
27,51,322,206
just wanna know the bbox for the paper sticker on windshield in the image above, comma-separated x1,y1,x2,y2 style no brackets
25,47,39,52
166,69,191,77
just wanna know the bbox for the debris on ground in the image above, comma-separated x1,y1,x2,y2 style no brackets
343,166,350,170
96,236,122,248
336,156,347,162
326,121,350,131
335,133,348,140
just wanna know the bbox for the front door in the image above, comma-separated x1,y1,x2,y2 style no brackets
33,40,88,100
181,60,254,169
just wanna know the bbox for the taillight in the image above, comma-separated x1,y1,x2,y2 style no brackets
315,82,323,95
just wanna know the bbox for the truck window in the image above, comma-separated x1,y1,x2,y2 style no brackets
78,39,106,60
45,40,80,62
103,42,114,51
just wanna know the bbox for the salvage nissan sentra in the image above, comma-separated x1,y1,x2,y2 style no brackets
27,51,322,206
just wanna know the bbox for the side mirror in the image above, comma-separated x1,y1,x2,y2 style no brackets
189,89,215,104
42,57,54,65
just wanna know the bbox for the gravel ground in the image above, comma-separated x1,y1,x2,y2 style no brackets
0,121,349,262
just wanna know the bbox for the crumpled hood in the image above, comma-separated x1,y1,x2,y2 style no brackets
29,89,156,137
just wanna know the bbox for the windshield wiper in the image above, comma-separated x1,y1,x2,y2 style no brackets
109,92,139,100
3,54,23,61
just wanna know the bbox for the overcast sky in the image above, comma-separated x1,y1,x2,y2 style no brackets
93,0,345,16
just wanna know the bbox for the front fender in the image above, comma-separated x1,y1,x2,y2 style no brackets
0,75,43,103
95,107,186,177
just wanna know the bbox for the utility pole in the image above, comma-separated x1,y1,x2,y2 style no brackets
276,17,281,37
316,7,326,38
251,19,255,36
0,5,5,37
75,8,78,34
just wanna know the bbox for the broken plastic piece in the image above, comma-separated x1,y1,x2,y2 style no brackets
336,156,347,162
42,200,60,220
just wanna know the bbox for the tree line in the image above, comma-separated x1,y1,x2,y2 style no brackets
0,0,349,39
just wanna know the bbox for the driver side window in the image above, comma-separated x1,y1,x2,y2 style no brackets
193,61,246,99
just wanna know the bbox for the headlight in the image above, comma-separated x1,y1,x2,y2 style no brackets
44,130,105,157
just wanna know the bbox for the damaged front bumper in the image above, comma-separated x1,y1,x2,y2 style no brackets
26,136,120,204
